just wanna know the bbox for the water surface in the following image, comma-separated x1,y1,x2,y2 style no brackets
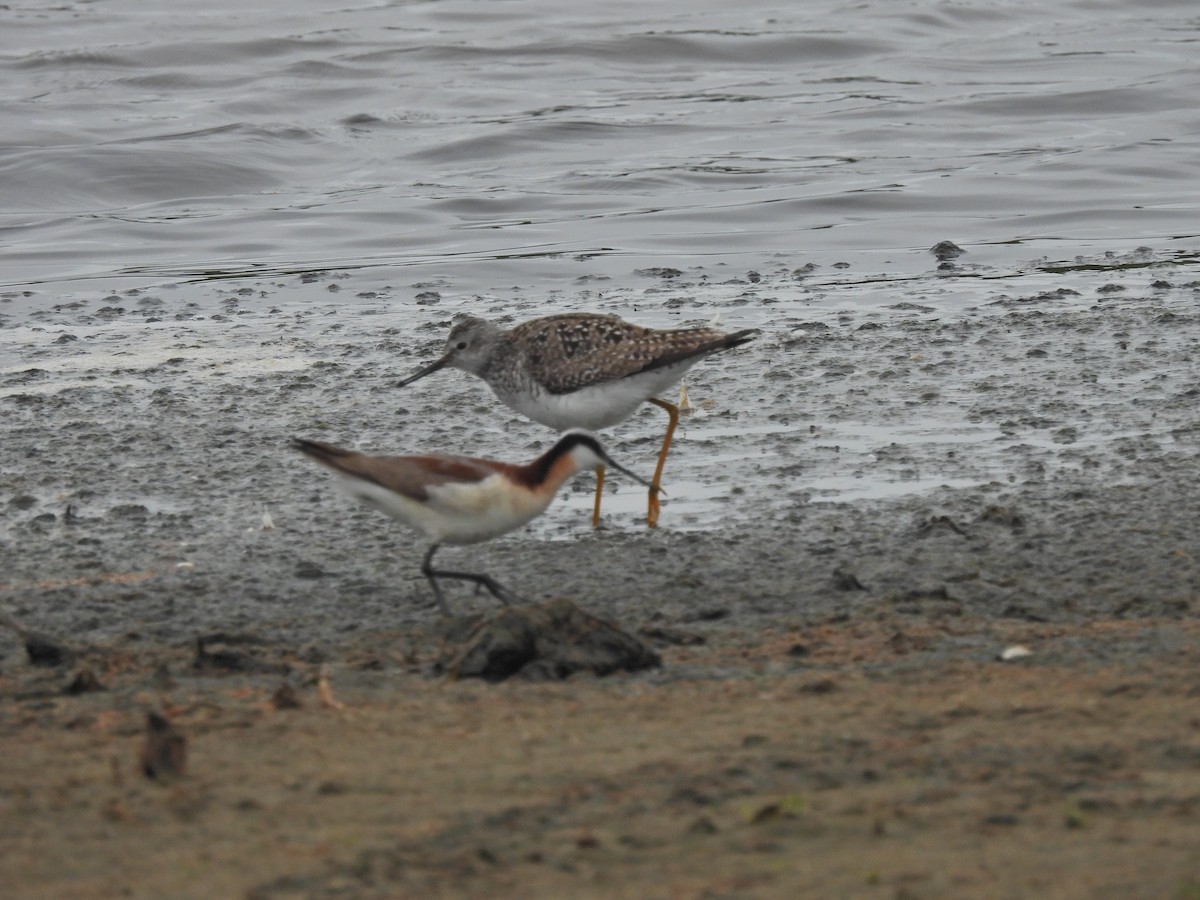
2,0,1197,295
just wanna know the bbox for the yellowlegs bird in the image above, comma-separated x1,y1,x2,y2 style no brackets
292,430,652,614
397,313,756,528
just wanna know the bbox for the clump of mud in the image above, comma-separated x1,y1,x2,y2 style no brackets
435,598,661,682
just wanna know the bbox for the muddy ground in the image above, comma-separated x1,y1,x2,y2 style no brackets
2,254,1199,897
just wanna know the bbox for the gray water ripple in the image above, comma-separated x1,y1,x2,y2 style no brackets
0,0,1197,294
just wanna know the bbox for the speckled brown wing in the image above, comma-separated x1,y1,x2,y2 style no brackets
292,439,499,500
509,314,754,395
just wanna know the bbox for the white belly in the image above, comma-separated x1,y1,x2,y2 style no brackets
498,363,693,430
341,474,555,545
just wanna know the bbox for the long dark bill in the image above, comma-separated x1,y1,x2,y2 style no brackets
598,450,662,494
396,354,449,387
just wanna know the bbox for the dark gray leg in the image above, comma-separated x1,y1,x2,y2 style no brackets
420,543,453,615
421,543,524,609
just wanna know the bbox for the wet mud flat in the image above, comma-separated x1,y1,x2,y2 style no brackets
2,255,1200,896
2,603,1199,899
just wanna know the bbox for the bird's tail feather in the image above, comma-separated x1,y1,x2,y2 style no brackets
291,438,355,471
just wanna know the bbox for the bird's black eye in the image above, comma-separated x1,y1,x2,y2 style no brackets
455,341,468,351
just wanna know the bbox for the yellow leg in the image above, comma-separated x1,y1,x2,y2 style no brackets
647,397,679,529
592,464,606,528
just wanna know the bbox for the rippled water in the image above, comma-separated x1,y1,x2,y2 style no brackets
3,0,1198,295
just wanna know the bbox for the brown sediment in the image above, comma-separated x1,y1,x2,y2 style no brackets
3,256,1199,896
1,615,1198,898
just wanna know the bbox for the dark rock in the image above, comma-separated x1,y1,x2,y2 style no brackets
294,561,328,579
25,632,74,668
140,711,187,780
436,598,661,683
65,668,105,694
930,240,965,260
831,568,866,591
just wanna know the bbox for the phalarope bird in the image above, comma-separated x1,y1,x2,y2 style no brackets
292,430,652,615
397,313,756,528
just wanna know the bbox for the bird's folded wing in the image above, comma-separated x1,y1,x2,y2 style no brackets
523,325,734,394
331,454,498,502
